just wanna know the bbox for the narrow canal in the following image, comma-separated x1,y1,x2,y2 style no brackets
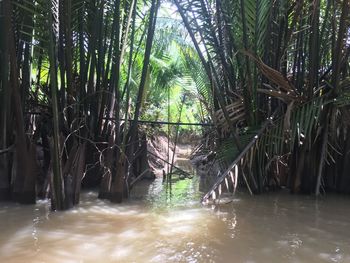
1,159,350,262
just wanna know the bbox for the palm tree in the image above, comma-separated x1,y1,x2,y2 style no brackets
192,0,350,201
1,0,349,208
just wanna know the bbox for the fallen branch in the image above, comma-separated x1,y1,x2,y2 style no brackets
130,169,151,188
202,113,276,203
147,150,191,177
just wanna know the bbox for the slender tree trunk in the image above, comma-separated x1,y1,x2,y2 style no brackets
315,115,328,196
0,0,11,200
65,0,74,128
127,0,160,158
48,0,65,210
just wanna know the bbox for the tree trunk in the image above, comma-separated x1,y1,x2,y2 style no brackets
4,0,37,204
48,0,66,210
0,0,11,200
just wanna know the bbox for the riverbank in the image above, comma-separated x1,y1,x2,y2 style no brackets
146,133,198,177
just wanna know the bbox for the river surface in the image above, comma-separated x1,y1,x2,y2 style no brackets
1,161,350,262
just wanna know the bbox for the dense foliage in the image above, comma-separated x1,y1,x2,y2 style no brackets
174,0,350,200
0,0,211,209
0,0,349,209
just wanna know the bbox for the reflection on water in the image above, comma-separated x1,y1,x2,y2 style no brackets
1,161,350,262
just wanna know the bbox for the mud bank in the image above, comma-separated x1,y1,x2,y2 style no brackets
146,134,195,177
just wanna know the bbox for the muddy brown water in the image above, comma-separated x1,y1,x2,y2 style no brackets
1,160,350,262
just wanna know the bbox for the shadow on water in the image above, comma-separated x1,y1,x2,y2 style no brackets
1,159,350,262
